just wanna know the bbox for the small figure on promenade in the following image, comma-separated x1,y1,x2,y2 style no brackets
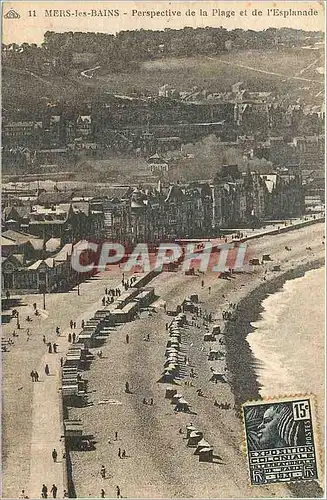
102,297,106,306
52,448,58,462
41,484,48,498
81,319,85,329
165,322,168,330
48,343,52,354
68,333,72,343
101,489,105,498
125,381,130,393
118,447,121,458
34,310,39,317
45,364,50,376
72,332,76,343
33,302,37,310
201,280,204,287
105,287,108,294
43,335,46,344
56,326,60,336
53,343,57,354
150,398,153,405
100,465,106,478
73,322,76,329
208,286,211,295
115,431,118,440
121,449,126,458
30,371,35,382
50,484,58,499
70,320,73,329
35,371,39,382
126,334,129,344
147,333,150,341
116,485,121,498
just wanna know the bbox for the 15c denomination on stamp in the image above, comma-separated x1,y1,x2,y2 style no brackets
243,397,318,485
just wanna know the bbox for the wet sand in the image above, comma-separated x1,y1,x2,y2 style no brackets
67,222,324,498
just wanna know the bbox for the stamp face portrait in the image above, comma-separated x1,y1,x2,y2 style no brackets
243,398,318,485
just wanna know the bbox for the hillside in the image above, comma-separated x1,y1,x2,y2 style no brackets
2,47,324,109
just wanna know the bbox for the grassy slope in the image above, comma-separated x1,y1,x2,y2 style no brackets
2,48,324,107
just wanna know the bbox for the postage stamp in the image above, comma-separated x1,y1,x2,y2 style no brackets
243,397,318,485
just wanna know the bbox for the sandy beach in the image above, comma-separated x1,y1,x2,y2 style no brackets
2,221,325,499
69,222,324,498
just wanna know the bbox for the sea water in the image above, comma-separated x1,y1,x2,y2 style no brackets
247,267,325,444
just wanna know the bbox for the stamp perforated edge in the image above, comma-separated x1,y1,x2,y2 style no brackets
240,393,324,487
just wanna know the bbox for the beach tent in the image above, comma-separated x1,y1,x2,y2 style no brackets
212,325,221,335
171,393,183,404
174,398,191,413
182,299,195,313
198,447,214,462
209,372,227,383
204,333,215,342
194,439,211,455
157,371,176,384
186,425,197,438
187,431,203,447
165,388,177,399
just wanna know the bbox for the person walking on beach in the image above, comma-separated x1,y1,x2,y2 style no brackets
35,371,39,382
70,320,73,329
121,449,126,458
115,431,118,441
53,343,57,354
208,286,211,295
101,489,105,498
50,484,58,499
126,334,129,344
100,465,106,478
43,335,46,344
118,447,121,458
116,485,121,498
55,326,60,336
201,279,204,288
81,319,85,329
45,364,50,376
30,371,35,382
52,448,58,462
73,321,76,329
41,484,48,498
48,343,52,354
68,333,72,343
72,332,76,343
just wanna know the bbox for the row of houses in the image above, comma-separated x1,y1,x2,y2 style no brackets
1,164,305,294
90,164,304,244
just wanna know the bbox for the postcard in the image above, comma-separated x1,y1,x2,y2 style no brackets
1,1,325,498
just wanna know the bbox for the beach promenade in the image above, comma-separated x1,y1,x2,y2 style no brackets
2,269,134,499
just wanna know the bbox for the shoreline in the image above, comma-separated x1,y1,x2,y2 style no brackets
225,257,325,498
